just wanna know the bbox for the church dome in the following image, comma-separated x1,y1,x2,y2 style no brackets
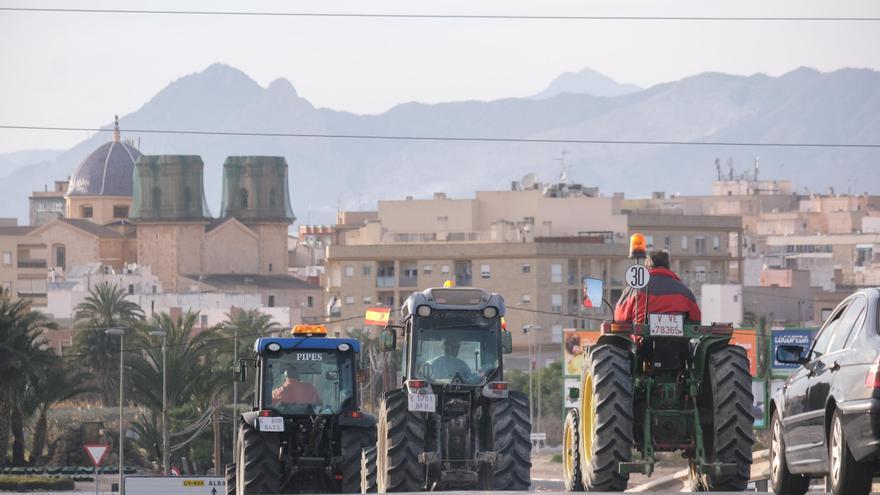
67,120,142,197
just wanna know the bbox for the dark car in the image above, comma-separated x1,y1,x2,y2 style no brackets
769,288,880,495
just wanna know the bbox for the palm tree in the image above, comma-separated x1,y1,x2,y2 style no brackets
0,289,59,465
29,361,94,463
71,282,144,405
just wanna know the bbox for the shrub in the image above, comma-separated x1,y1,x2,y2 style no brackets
0,476,75,491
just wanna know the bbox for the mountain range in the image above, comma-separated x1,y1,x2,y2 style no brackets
1,64,878,225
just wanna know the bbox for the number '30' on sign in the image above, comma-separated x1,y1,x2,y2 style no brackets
625,265,650,289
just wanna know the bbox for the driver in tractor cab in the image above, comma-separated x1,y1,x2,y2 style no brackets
427,337,474,381
614,250,702,323
272,363,321,406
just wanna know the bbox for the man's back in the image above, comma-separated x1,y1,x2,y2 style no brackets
614,266,701,323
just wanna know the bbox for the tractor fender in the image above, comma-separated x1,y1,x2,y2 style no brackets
691,336,733,393
240,411,260,427
595,334,632,353
338,412,378,428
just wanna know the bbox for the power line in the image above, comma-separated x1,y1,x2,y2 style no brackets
2,124,878,149
1,7,878,22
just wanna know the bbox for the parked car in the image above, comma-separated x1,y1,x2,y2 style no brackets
769,288,880,495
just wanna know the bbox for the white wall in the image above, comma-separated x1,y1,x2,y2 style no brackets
701,284,743,326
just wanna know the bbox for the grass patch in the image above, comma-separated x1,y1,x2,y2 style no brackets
550,453,563,463
0,476,75,491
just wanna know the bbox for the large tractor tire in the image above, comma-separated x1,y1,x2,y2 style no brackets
377,390,426,493
699,345,754,491
490,390,532,490
579,344,633,492
769,410,809,495
236,422,281,495
562,408,584,491
360,447,378,493
225,463,236,495
341,427,378,493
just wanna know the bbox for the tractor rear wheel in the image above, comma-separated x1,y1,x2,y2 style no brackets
360,447,378,493
562,408,583,491
490,390,532,490
225,463,236,495
700,345,754,491
341,427,377,493
377,390,426,492
579,344,633,492
236,422,281,495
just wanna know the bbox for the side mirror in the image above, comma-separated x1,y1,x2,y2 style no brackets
568,387,580,400
380,327,397,352
501,330,513,354
237,359,247,383
776,345,808,365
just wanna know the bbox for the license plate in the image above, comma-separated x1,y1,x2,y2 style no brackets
407,393,436,413
649,314,684,337
258,417,284,432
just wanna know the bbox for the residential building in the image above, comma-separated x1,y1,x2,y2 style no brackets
29,180,69,225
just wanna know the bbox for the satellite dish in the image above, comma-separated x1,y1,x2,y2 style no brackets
521,173,538,190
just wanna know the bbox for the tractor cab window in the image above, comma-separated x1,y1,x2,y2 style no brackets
412,310,499,385
263,350,354,415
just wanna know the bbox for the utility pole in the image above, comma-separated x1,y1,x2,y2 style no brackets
213,404,221,475
105,328,127,495
232,324,238,459
523,324,541,433
149,330,168,475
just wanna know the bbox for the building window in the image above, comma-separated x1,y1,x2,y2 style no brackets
441,265,450,274
128,284,134,295
522,264,531,273
2,252,10,266
200,314,209,327
344,265,354,277
268,263,273,273
81,205,93,218
645,235,654,249
267,295,275,307
422,265,432,275
480,264,491,279
681,236,688,250
713,236,720,250
695,237,706,255
113,205,129,218
551,263,562,283
551,324,563,344
307,296,314,308
363,295,372,304
54,245,66,271
362,265,371,276
345,296,355,305
664,236,672,250
522,294,531,304
551,294,563,312
240,188,249,209
695,266,707,283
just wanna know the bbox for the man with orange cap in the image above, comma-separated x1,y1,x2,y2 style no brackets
614,251,701,323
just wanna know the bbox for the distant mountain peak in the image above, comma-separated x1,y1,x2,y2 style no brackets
531,67,641,99
267,78,298,97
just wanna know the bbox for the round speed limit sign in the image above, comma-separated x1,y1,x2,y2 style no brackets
625,264,650,289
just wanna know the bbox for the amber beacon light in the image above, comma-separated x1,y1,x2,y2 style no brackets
629,233,647,259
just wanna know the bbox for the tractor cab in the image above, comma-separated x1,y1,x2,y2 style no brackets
391,286,513,388
252,325,360,416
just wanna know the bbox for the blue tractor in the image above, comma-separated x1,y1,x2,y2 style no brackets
226,325,377,494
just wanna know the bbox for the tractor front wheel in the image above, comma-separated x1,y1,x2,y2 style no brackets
562,408,583,491
377,391,425,492
340,427,377,493
491,390,532,490
579,344,633,492
236,422,281,495
700,345,754,491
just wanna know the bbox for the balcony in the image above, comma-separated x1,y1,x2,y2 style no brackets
17,259,47,269
376,276,396,288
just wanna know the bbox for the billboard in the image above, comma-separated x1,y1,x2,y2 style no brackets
730,330,758,376
771,328,817,375
562,329,601,377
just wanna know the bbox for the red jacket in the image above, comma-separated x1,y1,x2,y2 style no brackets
613,267,702,323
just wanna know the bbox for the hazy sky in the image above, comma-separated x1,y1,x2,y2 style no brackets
1,0,879,153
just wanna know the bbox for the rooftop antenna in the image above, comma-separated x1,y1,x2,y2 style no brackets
555,150,570,184
727,157,734,181
753,156,760,181
112,115,120,143
714,158,722,181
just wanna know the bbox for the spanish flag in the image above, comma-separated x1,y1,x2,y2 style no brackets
364,307,391,327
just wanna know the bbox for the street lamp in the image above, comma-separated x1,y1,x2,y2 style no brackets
231,324,239,461
149,330,168,475
105,327,127,494
523,324,541,433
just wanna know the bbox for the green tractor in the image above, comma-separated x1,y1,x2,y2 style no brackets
562,235,754,492
370,285,532,492
227,324,376,494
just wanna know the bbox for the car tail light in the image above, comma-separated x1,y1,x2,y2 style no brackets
347,411,363,418
482,381,510,398
259,410,273,417
865,357,880,388
602,321,633,334
334,474,343,481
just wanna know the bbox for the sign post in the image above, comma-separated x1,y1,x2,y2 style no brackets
84,444,109,495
